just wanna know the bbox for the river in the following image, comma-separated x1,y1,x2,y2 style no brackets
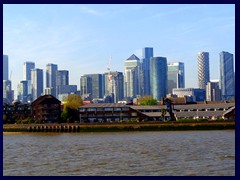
3,130,235,176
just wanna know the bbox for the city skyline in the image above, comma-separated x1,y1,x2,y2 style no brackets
3,4,235,98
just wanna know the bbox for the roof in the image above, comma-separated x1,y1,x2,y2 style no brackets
31,95,61,106
126,54,140,61
80,103,129,108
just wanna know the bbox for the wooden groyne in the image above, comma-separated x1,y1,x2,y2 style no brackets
3,122,235,133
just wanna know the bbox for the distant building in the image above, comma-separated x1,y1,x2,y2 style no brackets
197,52,210,90
3,80,13,104
124,54,141,100
31,68,43,101
173,88,206,102
46,63,58,97
17,80,28,104
167,62,185,94
206,81,221,101
140,47,154,96
3,55,9,80
56,70,69,86
150,57,167,101
23,61,35,96
219,51,235,100
56,85,78,101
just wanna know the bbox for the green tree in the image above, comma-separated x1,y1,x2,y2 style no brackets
138,95,158,105
61,94,83,123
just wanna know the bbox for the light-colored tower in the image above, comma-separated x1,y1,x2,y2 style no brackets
31,68,43,101
46,63,58,97
206,81,221,101
219,51,235,100
150,57,167,101
124,54,140,100
197,52,210,89
23,61,35,97
3,55,9,80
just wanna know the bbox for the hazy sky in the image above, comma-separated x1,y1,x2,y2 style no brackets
3,4,235,98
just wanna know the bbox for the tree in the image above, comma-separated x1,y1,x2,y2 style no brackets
138,95,158,105
61,94,83,123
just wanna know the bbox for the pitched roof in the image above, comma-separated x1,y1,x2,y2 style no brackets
31,95,61,106
126,54,140,61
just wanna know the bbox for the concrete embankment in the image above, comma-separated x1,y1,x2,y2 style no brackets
3,121,235,132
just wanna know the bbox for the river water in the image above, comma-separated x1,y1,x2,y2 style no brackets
3,130,235,176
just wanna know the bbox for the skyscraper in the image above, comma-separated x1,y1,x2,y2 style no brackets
150,57,167,101
140,47,153,95
3,55,9,80
31,68,43,101
219,51,235,100
80,75,92,100
167,62,185,94
17,80,28,103
3,80,13,104
46,63,58,97
124,54,140,100
56,70,69,86
23,61,35,97
197,52,210,89
206,81,221,101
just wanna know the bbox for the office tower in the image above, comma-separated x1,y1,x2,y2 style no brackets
104,71,124,103
219,51,235,100
167,62,185,94
17,80,28,103
31,68,43,101
124,54,140,100
3,80,13,104
56,70,69,86
23,61,35,97
80,74,103,100
150,57,167,101
173,88,206,102
197,52,210,89
140,47,154,96
46,63,58,97
206,81,221,101
3,55,9,80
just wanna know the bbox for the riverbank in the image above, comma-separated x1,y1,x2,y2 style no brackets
3,121,235,132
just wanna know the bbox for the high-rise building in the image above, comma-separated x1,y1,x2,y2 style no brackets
3,55,9,80
80,74,103,100
197,52,210,89
140,47,153,95
17,80,28,103
31,68,43,101
46,63,58,97
219,51,235,100
104,71,124,103
56,70,69,86
167,62,185,94
23,61,35,97
150,57,167,101
124,54,140,100
3,80,13,104
206,81,221,101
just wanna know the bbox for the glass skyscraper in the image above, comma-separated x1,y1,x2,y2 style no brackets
56,70,69,86
219,51,235,100
46,63,58,97
23,61,35,98
150,57,167,101
3,55,8,80
167,62,185,94
197,52,210,90
31,68,43,101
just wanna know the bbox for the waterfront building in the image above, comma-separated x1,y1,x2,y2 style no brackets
173,88,206,102
197,52,210,90
219,51,235,100
31,68,43,101
167,62,185,94
46,63,58,97
23,61,35,98
206,81,221,101
124,54,141,100
150,57,167,101
140,47,154,95
103,71,124,103
17,80,28,104
3,55,8,80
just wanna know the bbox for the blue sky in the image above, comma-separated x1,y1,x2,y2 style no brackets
3,4,235,98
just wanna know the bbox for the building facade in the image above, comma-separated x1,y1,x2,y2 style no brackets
17,80,28,104
173,88,206,102
219,51,235,100
124,54,140,100
167,62,185,94
3,80,13,104
56,70,69,86
23,61,35,98
31,68,43,101
206,81,221,101
46,63,58,97
150,57,167,101
197,52,210,90
3,55,8,80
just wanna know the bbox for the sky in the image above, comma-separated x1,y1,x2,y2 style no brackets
3,4,235,99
